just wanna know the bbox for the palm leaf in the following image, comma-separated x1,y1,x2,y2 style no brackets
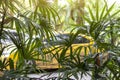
96,0,99,21
88,6,95,21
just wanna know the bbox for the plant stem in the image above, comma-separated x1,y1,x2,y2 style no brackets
0,9,6,51
0,12,6,39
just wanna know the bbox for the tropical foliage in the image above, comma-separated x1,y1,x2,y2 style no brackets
0,0,59,79
49,0,120,80
0,0,120,80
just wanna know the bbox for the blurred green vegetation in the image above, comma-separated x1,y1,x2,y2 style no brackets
0,0,120,79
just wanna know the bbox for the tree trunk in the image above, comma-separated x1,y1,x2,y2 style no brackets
76,0,85,25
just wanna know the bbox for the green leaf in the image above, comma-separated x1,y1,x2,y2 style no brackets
9,58,14,70
103,2,115,20
99,5,106,20
96,0,99,21
88,6,95,21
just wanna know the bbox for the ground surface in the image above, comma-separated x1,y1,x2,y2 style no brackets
27,72,91,80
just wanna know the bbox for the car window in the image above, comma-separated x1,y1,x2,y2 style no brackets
73,35,90,44
56,34,70,41
45,34,90,46
55,34,90,43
